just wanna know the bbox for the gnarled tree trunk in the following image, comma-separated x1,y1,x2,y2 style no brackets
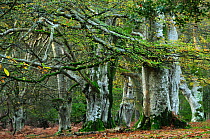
180,77,205,122
136,13,187,129
81,16,118,131
136,66,186,129
81,62,116,132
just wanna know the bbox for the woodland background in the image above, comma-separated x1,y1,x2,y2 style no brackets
0,0,210,138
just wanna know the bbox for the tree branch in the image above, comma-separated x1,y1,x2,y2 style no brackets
0,53,117,71
0,28,29,36
57,9,140,42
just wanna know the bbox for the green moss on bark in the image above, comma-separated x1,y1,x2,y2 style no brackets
136,110,188,130
106,60,117,129
105,117,116,129
135,113,151,130
80,119,105,132
151,116,161,130
193,107,204,122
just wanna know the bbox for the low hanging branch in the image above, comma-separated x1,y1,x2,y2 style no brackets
0,53,117,71
0,53,118,83
0,28,29,36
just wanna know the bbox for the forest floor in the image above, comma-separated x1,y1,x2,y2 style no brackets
0,120,210,139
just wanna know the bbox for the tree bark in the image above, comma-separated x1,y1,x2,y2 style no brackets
81,62,116,131
136,13,187,129
12,82,26,134
136,66,186,129
81,16,117,131
13,106,25,133
167,16,180,115
180,77,205,122
57,74,72,132
52,42,72,132
118,76,135,127
168,63,181,115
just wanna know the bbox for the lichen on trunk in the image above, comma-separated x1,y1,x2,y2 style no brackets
81,62,116,131
180,76,205,122
136,65,187,130
13,106,25,133
81,88,107,132
117,76,135,127
12,82,26,133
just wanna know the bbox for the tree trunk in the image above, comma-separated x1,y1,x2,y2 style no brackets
81,16,117,131
57,74,72,132
81,62,116,131
168,63,181,115
52,42,72,132
136,12,187,129
116,71,142,127
12,82,26,134
118,76,135,127
167,16,180,115
180,77,205,122
136,66,186,129
13,106,25,133
203,86,210,120
180,19,205,122
82,88,105,132
132,73,143,121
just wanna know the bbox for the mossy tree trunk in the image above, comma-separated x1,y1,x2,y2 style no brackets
136,66,187,130
132,73,143,121
13,107,25,133
136,13,187,129
106,61,117,129
81,62,116,132
81,16,117,131
81,89,105,132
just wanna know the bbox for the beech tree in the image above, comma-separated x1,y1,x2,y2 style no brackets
118,75,135,127
134,0,209,129
0,0,209,132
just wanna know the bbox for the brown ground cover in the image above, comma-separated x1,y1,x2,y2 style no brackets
0,120,209,139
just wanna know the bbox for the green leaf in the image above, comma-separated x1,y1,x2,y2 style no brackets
41,63,46,67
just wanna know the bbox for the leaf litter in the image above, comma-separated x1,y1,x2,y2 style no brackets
0,120,209,138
